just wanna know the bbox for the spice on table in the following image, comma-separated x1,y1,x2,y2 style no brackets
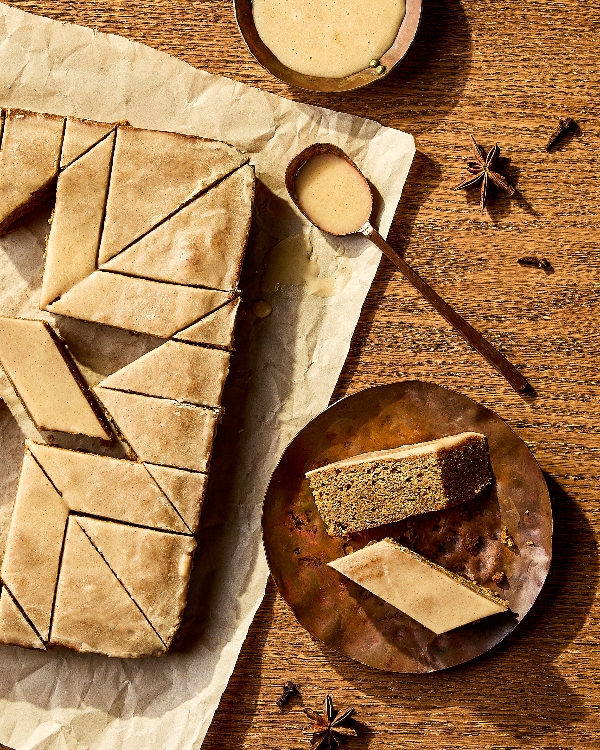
454,135,516,211
545,117,575,151
304,695,357,749
276,681,299,707
517,256,551,269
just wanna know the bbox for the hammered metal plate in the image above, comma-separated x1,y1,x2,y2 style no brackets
262,381,552,672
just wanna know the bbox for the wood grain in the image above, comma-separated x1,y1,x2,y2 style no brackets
5,1,600,748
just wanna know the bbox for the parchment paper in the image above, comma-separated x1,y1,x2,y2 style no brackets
0,3,415,749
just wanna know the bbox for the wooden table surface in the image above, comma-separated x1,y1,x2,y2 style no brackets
6,1,600,748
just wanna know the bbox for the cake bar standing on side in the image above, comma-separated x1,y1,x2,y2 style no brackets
306,432,492,536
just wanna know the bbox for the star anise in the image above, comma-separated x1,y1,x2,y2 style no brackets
304,695,357,750
454,135,516,211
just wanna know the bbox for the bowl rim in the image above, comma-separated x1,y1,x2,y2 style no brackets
234,0,423,93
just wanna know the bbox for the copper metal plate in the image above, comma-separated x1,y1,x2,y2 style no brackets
234,0,423,93
262,381,552,672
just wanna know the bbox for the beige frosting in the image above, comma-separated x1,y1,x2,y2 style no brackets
0,452,68,640
60,116,115,168
27,441,188,533
98,126,248,263
174,297,240,349
102,164,254,291
0,317,110,438
47,271,232,338
94,387,219,472
253,0,406,78
77,516,196,646
41,132,115,308
329,540,508,634
0,109,64,234
51,519,166,658
0,587,45,651
144,464,208,534
295,153,372,235
307,432,487,472
98,340,230,409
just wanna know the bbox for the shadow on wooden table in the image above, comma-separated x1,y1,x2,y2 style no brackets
322,474,596,742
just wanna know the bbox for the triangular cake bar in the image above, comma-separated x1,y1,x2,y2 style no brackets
27,441,187,533
77,516,196,646
98,341,230,408
0,317,110,438
144,464,208,533
60,116,115,168
174,297,241,349
0,587,46,650
98,126,248,263
41,132,115,307
0,109,65,234
0,451,68,640
94,388,219,472
101,164,254,290
47,271,232,338
51,519,165,657
328,539,508,634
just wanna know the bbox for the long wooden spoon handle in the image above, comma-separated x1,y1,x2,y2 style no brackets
364,226,530,393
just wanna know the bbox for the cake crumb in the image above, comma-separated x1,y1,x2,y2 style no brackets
492,571,506,585
500,527,515,548
464,534,480,555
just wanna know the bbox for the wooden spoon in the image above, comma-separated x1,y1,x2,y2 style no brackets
285,143,530,393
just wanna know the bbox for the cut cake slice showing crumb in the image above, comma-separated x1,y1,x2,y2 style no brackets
98,125,248,264
0,109,65,234
328,539,509,634
97,340,230,408
174,296,240,349
94,388,219,473
306,432,492,536
77,516,196,647
0,587,46,650
41,131,115,308
0,317,111,439
51,518,166,657
27,440,188,533
0,451,68,641
47,271,232,338
144,464,208,534
60,116,115,168
101,164,254,291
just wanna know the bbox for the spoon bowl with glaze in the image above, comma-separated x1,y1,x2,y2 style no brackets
285,144,530,393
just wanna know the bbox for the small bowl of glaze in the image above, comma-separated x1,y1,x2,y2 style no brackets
234,0,422,93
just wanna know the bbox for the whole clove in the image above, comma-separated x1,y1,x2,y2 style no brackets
276,681,299,707
518,256,551,269
545,117,575,151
